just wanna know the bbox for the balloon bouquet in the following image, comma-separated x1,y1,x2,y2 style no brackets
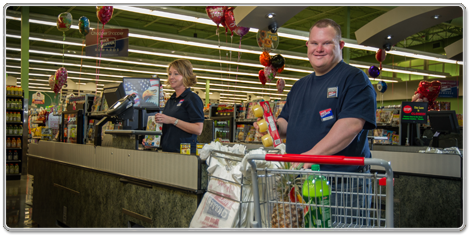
206,6,250,86
411,80,441,110
257,29,285,93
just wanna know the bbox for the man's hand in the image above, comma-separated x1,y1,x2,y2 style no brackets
252,118,268,135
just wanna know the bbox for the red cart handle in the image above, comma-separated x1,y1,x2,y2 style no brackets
265,154,365,166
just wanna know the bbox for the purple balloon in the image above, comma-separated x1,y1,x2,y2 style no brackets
368,65,380,78
234,26,250,37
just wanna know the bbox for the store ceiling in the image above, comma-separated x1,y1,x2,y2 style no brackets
4,5,463,103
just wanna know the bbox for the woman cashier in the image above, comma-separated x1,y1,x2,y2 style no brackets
153,59,204,154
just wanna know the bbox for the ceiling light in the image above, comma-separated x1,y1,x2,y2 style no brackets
5,12,463,65
266,13,276,18
386,35,392,40
434,15,440,19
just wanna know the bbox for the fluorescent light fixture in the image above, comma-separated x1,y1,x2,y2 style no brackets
111,6,463,65
6,13,463,65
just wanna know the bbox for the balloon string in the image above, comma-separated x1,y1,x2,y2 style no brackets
95,22,99,94
225,30,229,81
229,34,233,81
235,37,242,89
78,39,85,96
62,32,65,67
97,24,105,93
216,27,223,82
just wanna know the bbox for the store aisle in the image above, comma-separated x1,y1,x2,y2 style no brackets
5,175,34,229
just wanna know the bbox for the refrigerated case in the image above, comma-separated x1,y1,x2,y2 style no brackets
60,110,85,144
209,103,236,143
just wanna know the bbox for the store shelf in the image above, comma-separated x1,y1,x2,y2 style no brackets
235,118,257,122
6,91,24,181
6,95,24,99
6,135,23,137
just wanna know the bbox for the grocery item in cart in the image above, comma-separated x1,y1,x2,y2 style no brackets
302,164,331,228
251,101,282,147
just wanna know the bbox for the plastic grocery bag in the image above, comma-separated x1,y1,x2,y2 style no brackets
190,192,240,228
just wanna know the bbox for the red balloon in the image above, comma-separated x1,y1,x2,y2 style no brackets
258,70,266,85
96,6,114,26
375,48,386,62
233,26,250,37
276,78,285,93
54,67,68,94
264,65,276,82
224,7,238,36
414,80,441,110
206,6,227,27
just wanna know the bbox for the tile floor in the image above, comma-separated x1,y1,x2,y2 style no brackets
5,175,34,229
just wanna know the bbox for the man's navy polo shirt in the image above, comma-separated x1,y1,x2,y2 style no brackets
161,88,204,154
278,61,377,172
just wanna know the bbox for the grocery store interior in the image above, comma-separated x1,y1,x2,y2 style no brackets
4,4,464,229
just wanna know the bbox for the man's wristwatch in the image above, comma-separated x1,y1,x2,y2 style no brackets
173,119,179,126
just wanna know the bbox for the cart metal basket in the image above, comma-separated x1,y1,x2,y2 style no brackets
247,153,394,228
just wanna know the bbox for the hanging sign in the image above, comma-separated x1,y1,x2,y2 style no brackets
438,80,459,98
32,92,45,104
85,29,129,57
400,102,428,124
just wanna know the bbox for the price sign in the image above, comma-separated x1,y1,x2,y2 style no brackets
32,92,45,104
400,102,428,124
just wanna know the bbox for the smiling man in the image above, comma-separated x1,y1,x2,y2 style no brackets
276,18,377,171
273,18,378,226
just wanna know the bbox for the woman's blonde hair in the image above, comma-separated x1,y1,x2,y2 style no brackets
166,59,197,88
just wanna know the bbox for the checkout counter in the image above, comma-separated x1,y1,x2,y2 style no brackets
27,81,209,228
26,87,462,228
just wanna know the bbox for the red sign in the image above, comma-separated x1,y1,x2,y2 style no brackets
403,105,412,114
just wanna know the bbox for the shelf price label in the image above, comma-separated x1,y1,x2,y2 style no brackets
400,102,428,124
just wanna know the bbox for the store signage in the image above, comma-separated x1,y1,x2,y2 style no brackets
85,29,129,57
439,80,459,98
400,102,428,124
32,92,45,104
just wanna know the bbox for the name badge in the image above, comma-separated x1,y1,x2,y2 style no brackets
319,108,334,122
327,87,338,98
177,99,184,107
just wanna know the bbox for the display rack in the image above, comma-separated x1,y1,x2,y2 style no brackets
6,90,25,180
374,107,402,145
233,100,286,144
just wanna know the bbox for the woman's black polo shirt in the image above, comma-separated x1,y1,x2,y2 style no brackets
161,88,204,153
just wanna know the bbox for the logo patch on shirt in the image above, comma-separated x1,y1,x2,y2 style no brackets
319,108,334,122
177,99,184,106
327,87,338,98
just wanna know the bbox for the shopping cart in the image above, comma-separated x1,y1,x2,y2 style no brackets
247,153,394,228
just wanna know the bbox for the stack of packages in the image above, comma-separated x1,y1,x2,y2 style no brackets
191,142,284,228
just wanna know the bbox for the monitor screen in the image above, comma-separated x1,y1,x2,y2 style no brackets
427,110,460,134
122,77,161,110
102,82,125,108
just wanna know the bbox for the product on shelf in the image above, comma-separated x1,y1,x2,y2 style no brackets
6,138,11,148
13,151,18,160
14,164,19,174
7,151,12,160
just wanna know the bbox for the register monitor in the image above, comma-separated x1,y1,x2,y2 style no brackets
427,110,460,147
103,82,126,107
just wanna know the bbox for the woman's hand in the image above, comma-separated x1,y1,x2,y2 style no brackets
155,113,175,124
141,139,151,149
